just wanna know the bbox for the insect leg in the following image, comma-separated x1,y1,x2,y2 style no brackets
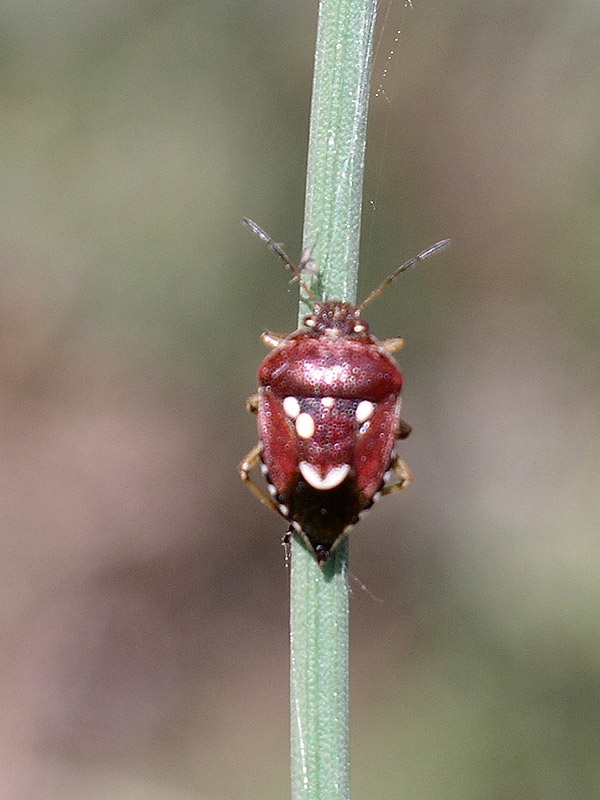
397,419,412,439
238,443,286,517
245,394,260,415
380,454,412,496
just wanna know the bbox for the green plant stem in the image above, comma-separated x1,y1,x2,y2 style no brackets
290,1,377,799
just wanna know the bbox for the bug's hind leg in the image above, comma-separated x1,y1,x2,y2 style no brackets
381,453,412,496
239,443,284,517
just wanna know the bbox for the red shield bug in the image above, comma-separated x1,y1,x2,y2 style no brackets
239,219,449,565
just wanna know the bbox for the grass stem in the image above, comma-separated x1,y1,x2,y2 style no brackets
290,1,378,798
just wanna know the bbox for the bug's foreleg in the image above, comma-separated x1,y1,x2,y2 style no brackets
380,453,412,496
238,443,285,517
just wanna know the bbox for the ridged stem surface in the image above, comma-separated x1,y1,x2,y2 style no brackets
290,1,377,799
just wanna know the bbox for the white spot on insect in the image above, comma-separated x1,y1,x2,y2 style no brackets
283,396,301,419
321,396,335,409
305,317,316,327
295,412,315,439
299,462,350,490
372,490,382,503
260,462,268,476
383,469,392,483
354,323,367,333
267,482,277,497
278,504,289,516
355,400,375,424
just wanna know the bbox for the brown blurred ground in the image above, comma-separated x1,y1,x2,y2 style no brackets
0,1,599,798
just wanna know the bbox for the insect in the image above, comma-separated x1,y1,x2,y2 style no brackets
239,219,449,565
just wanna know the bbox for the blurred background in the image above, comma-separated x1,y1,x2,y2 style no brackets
0,0,598,798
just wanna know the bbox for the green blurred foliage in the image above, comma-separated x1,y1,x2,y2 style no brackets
0,0,598,798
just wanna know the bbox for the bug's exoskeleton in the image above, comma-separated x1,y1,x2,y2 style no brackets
239,219,449,564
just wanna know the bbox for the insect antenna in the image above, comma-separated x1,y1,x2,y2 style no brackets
243,218,318,303
358,238,450,312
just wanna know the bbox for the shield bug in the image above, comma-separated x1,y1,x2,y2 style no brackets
239,219,449,565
